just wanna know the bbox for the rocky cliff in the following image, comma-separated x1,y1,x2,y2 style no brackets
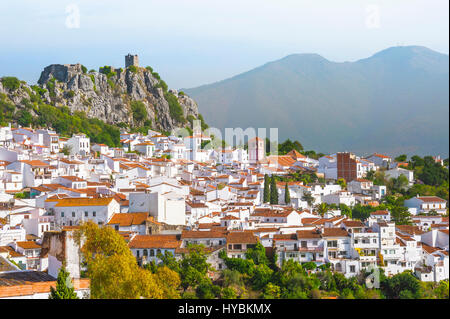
1,63,202,133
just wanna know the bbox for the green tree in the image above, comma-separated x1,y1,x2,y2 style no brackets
302,192,315,207
381,271,422,299
337,178,347,189
391,206,412,225
284,182,291,204
293,140,304,152
399,289,415,299
1,77,21,91
340,288,355,299
352,204,378,221
17,110,32,127
418,156,449,186
302,262,317,271
395,154,407,162
251,264,274,290
262,283,281,299
14,191,28,199
128,65,138,73
373,171,387,186
49,267,79,299
270,176,278,204
76,221,170,299
388,175,409,194
61,145,72,156
221,287,237,299
278,139,303,154
196,280,221,299
130,100,148,124
317,202,328,217
164,92,186,123
263,174,270,203
222,269,244,288
245,242,269,266
158,251,181,273
434,280,449,299
366,170,376,181
179,244,211,290
339,204,352,218
409,155,424,168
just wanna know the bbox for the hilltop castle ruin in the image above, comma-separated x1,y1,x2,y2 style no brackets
125,54,139,68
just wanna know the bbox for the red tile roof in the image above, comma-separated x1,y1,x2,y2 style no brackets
321,228,349,237
226,231,258,244
107,213,149,226
128,235,180,249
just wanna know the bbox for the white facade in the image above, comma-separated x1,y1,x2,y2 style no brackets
404,196,447,215
67,134,90,156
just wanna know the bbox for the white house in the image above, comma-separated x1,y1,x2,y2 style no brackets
366,153,392,168
128,192,185,226
52,197,120,227
404,196,447,215
106,212,150,235
129,234,181,266
322,191,356,207
67,134,90,156
318,155,337,180
134,142,155,157
385,167,414,185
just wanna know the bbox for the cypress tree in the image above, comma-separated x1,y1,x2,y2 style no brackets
270,176,278,204
263,174,270,203
49,267,79,299
284,182,291,204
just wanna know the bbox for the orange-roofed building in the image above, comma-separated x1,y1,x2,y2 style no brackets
52,197,120,227
404,195,447,215
366,153,392,168
7,160,53,188
226,230,258,258
0,271,89,299
107,212,151,235
128,234,181,266
10,241,42,270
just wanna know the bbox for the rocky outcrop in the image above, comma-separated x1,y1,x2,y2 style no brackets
2,63,201,132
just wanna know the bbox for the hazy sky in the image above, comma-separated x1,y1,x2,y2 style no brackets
0,0,448,88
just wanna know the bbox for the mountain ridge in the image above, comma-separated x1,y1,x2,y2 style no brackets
184,46,449,157
0,62,204,134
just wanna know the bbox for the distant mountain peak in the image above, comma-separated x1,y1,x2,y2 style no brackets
185,45,449,157
281,53,328,61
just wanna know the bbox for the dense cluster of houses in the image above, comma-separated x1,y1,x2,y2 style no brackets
0,123,448,298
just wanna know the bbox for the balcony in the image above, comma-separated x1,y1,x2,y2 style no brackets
297,247,324,253
382,253,403,260
353,243,378,249
355,248,377,257
227,248,245,252
35,173,52,179
359,255,377,262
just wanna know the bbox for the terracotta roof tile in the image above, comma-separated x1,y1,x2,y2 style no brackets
128,235,180,249
226,231,258,244
107,213,149,227
54,197,115,207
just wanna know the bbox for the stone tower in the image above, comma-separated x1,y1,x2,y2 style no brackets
125,54,139,68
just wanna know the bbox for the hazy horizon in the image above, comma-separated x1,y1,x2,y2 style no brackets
0,0,448,89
